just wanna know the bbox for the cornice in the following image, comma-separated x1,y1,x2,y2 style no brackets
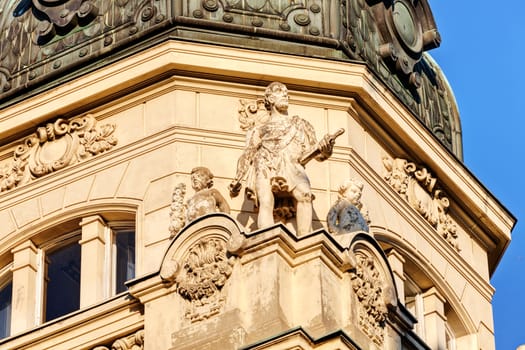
0,39,512,271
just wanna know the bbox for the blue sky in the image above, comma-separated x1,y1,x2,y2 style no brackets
429,1,523,348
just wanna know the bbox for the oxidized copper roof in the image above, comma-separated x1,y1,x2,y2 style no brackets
0,0,462,158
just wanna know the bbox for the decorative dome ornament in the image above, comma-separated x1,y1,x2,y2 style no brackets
368,0,441,87
13,0,99,45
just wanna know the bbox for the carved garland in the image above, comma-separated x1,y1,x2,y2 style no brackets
92,329,144,350
350,253,388,345
168,183,187,238
175,238,234,322
383,157,459,250
0,114,117,193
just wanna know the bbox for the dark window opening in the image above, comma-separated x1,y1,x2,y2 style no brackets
115,230,135,294
0,281,12,339
45,241,81,322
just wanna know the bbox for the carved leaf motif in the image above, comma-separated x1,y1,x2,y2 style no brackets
78,123,117,159
176,238,234,322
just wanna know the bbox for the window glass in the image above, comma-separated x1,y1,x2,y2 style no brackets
0,281,12,339
115,230,135,294
45,241,81,322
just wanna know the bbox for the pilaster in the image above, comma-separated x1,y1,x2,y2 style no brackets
79,215,107,307
11,241,38,334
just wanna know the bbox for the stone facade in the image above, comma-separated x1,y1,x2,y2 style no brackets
0,1,514,350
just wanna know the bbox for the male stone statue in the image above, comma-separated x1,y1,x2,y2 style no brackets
229,81,343,236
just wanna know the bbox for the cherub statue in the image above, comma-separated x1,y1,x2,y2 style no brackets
327,179,370,235
229,82,344,236
169,167,230,238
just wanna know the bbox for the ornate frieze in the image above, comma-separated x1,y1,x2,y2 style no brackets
383,157,459,250
350,253,388,345
0,1,460,157
92,329,144,350
0,114,117,192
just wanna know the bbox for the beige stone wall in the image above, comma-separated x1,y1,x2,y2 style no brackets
0,40,512,349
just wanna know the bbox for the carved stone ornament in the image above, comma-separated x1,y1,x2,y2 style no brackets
169,183,187,238
350,253,388,345
0,114,117,192
175,238,234,322
13,0,99,45
160,215,245,324
91,329,144,350
168,167,231,238
383,157,459,250
230,82,343,236
0,0,169,102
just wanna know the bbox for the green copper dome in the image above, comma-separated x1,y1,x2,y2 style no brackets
0,0,461,158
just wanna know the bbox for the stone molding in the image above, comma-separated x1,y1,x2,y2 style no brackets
92,329,144,350
383,157,459,250
0,114,117,193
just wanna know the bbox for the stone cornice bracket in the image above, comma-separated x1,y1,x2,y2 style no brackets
91,329,144,350
0,114,117,193
159,213,246,322
382,156,459,251
13,0,99,45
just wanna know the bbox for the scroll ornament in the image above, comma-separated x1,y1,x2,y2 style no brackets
350,254,388,345
92,329,144,350
13,0,99,45
383,157,459,250
174,238,234,322
0,115,117,192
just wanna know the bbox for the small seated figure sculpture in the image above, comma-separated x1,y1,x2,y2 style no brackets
327,179,370,235
169,167,230,238
186,166,231,222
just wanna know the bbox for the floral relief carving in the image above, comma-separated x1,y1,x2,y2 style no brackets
175,238,234,322
0,114,117,192
350,253,388,345
92,329,144,350
383,157,459,250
